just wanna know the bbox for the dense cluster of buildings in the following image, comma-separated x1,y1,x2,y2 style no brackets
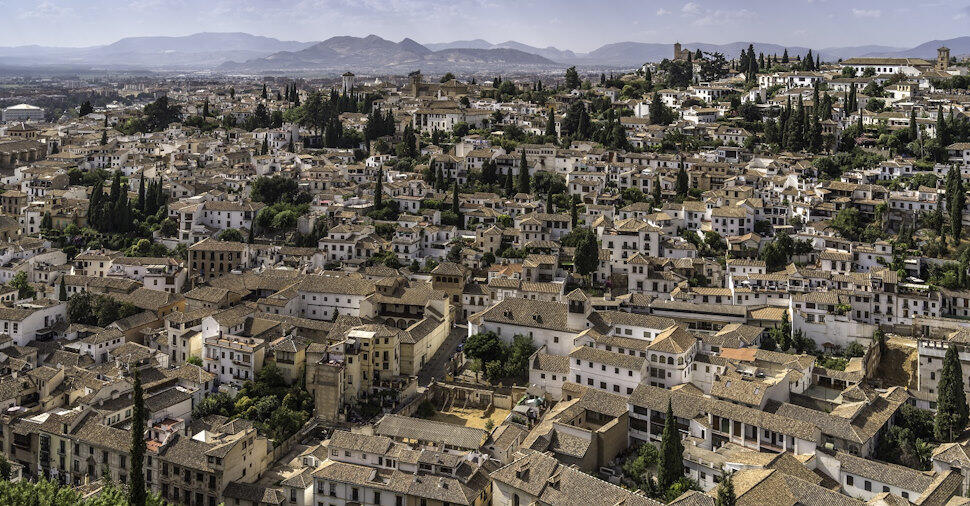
1,42,970,505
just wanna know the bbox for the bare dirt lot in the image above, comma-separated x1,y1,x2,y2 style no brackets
431,406,510,429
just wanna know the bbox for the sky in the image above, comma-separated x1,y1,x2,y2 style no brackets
1,0,969,52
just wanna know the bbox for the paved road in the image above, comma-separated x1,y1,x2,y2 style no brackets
418,324,466,386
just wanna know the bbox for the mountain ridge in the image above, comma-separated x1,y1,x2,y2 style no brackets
0,32,965,71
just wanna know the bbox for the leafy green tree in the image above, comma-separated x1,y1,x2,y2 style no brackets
0,453,9,481
447,244,463,263
10,272,34,299
715,473,736,506
505,335,536,380
217,228,244,242
935,345,969,441
78,101,94,117
658,399,685,490
622,443,659,489
129,370,146,506
464,331,507,365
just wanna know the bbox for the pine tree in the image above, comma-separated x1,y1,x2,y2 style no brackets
518,150,530,194
129,369,147,506
935,344,969,441
715,473,736,506
658,399,684,490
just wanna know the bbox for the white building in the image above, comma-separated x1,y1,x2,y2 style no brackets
2,104,45,123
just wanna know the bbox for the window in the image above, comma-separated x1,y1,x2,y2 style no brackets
846,476,853,486
864,480,871,492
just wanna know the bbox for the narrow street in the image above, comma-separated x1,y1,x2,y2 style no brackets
418,324,466,386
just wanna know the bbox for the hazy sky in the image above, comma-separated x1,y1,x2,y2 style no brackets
2,0,969,51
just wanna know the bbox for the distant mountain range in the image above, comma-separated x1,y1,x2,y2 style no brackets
0,32,315,68
217,35,556,73
0,32,967,73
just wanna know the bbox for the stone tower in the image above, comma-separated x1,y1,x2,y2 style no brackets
674,42,683,60
938,46,951,71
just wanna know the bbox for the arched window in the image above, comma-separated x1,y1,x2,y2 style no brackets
513,494,520,506
667,357,674,365
651,354,657,362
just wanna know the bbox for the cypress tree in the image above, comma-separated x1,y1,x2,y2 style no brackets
436,167,446,191
89,180,104,228
518,150,530,194
571,194,579,228
658,399,684,490
59,276,67,302
653,175,663,206
782,49,789,63
129,369,147,506
451,181,460,218
676,166,689,197
504,168,514,197
909,108,918,141
546,190,554,214
138,171,146,212
951,168,965,243
374,167,383,209
261,83,267,99
939,107,952,154
935,344,969,442
545,107,557,138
